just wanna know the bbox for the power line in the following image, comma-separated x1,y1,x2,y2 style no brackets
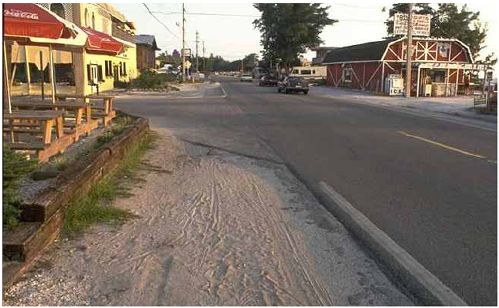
151,11,259,18
142,4,179,39
332,3,383,10
336,18,386,23
150,10,383,24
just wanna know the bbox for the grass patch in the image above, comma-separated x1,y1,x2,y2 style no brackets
3,148,38,229
63,131,157,235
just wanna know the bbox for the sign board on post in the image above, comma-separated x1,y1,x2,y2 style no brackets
181,48,191,57
394,13,431,36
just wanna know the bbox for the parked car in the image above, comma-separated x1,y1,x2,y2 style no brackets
240,74,252,82
277,76,309,94
259,75,278,87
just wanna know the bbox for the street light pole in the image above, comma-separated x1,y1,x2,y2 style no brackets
202,40,205,72
182,3,186,82
405,3,413,97
195,30,199,73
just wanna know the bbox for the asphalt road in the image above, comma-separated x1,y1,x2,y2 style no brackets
117,78,497,305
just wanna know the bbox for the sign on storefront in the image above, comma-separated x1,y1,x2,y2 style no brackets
419,63,488,71
394,13,431,37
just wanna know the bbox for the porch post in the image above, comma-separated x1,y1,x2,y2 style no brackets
380,62,385,93
3,41,12,113
49,44,56,103
455,68,459,95
72,49,86,96
363,62,366,89
446,67,450,97
416,65,420,98
24,45,31,95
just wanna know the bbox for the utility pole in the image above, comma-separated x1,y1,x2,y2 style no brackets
405,3,413,97
195,30,199,73
241,58,244,73
202,40,205,72
182,3,186,82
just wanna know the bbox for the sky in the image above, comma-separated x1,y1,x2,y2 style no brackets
114,1,499,62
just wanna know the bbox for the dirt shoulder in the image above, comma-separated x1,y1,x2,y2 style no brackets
4,128,412,306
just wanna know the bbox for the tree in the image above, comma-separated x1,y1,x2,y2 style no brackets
431,4,487,58
242,53,259,71
253,4,336,73
384,3,488,59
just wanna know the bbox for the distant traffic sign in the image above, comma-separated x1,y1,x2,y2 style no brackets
182,48,191,57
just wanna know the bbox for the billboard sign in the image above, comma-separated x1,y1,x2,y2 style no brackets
394,13,431,37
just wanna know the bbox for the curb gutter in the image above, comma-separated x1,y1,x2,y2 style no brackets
319,181,467,306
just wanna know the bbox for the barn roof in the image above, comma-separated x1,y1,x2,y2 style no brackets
322,37,474,64
136,34,160,50
322,39,397,64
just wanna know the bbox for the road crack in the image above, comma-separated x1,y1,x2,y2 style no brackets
179,138,285,165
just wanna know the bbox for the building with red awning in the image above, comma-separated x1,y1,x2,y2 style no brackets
4,3,137,97
3,3,73,40
82,27,123,55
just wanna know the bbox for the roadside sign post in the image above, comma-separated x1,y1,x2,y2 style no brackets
394,6,432,98
394,12,431,37
405,3,413,98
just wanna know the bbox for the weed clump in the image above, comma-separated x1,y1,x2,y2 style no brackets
3,148,37,229
64,131,157,235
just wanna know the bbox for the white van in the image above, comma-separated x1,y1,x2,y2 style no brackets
290,66,326,81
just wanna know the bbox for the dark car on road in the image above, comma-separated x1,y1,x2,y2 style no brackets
277,76,309,94
259,75,278,87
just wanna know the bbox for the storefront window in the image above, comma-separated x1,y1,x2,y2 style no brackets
430,70,446,83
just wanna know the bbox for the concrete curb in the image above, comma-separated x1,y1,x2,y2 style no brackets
315,93,496,132
2,114,150,291
318,181,467,306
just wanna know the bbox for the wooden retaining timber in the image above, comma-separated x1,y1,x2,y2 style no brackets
2,115,149,290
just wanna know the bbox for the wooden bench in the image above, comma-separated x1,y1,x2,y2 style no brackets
3,110,75,161
56,94,116,126
11,101,98,140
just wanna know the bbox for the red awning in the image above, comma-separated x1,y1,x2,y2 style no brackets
82,27,123,55
3,3,72,39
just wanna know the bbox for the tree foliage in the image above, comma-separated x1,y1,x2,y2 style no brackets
384,3,488,59
202,53,259,72
253,3,336,72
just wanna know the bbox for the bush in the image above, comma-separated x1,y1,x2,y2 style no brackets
114,80,131,89
3,148,38,229
130,70,176,90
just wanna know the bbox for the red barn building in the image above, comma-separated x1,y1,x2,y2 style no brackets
323,37,480,97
